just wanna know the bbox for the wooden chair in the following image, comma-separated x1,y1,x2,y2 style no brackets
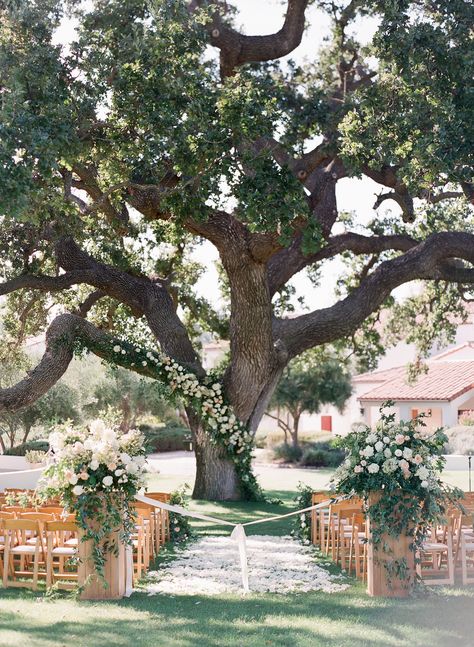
417,519,455,586
144,492,171,545
348,512,367,579
131,521,146,582
132,504,154,566
310,492,330,548
326,500,363,562
45,521,78,589
2,519,44,590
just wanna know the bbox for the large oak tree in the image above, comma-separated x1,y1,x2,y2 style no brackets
0,0,472,499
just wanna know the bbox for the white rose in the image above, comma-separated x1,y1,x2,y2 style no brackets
383,436,390,444
366,433,377,444
384,448,392,458
90,419,106,435
72,485,84,496
403,447,413,459
417,466,429,479
367,463,380,474
395,449,402,457
421,480,429,488
68,474,78,485
126,462,138,474
113,345,121,353
142,361,148,366
102,475,113,487
375,441,384,453
354,465,364,473
90,460,99,471
115,469,123,476
362,445,374,458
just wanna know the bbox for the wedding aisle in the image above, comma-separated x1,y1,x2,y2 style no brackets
145,535,349,596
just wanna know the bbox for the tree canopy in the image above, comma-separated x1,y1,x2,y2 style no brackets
0,0,472,499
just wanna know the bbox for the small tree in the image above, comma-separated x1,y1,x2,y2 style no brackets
268,350,352,448
88,368,178,431
0,384,80,451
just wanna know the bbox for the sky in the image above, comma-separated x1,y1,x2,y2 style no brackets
57,1,417,314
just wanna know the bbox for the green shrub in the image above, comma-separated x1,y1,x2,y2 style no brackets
265,429,333,448
300,441,346,467
3,440,50,456
140,423,191,452
273,443,303,463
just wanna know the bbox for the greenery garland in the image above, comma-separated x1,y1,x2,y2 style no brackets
290,482,313,544
73,334,264,501
332,403,462,591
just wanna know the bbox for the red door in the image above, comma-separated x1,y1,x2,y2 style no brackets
321,415,332,432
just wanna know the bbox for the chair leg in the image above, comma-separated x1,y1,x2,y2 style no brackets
3,535,10,588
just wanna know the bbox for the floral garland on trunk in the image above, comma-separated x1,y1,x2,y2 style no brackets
331,402,462,592
72,335,263,501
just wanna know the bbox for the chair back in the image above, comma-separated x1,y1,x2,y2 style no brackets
19,512,54,522
145,492,171,503
46,520,77,533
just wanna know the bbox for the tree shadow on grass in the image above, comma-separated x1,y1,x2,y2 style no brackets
2,585,474,647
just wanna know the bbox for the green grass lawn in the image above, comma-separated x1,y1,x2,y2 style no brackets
2,465,474,647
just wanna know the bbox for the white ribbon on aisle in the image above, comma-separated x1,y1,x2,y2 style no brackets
135,493,338,594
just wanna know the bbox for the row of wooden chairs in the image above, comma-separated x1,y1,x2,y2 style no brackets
310,491,474,586
0,489,172,590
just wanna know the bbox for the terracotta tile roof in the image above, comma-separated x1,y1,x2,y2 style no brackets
359,362,474,402
353,366,406,383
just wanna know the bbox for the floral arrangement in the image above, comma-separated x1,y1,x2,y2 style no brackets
290,482,313,545
332,403,462,589
458,410,474,426
168,485,194,543
76,334,262,500
25,449,47,465
39,419,148,580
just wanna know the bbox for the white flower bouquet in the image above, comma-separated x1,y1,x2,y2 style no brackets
41,419,147,500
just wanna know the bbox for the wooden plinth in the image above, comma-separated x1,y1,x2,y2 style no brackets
366,493,415,598
78,529,127,600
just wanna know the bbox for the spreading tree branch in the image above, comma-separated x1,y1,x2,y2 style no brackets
275,231,474,357
194,0,309,77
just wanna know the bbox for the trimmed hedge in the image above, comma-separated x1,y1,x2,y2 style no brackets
300,442,345,468
3,440,50,456
272,439,346,468
140,423,191,452
273,443,303,463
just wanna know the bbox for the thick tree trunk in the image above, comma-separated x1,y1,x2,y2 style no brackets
188,410,240,501
192,430,240,501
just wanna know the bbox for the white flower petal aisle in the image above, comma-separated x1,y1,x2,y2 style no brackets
145,535,350,596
